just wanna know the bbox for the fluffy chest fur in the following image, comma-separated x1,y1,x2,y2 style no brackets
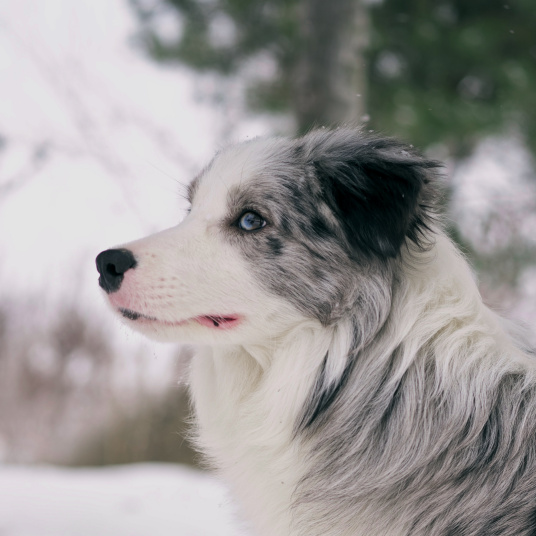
189,324,353,536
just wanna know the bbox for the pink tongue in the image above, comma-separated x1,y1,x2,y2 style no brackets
196,315,239,329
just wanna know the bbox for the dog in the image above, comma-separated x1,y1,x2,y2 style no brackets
96,128,536,536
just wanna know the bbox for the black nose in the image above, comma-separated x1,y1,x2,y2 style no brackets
96,248,137,293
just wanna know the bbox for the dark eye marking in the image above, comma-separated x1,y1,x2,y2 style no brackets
237,211,267,232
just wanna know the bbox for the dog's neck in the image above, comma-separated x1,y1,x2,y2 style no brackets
190,319,352,447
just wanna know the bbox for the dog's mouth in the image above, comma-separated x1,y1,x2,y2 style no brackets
119,308,241,330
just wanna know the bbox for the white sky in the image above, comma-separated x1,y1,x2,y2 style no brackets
0,0,195,299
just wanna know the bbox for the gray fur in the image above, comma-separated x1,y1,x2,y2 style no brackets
296,338,536,535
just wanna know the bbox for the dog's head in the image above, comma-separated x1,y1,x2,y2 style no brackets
96,128,439,345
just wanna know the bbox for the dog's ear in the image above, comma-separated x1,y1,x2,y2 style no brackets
304,129,440,259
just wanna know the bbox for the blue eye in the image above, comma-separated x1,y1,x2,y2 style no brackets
238,211,266,231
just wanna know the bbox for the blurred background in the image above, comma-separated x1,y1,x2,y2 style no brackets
1,0,536,533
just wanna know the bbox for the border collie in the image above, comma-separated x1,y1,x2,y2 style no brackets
96,128,536,536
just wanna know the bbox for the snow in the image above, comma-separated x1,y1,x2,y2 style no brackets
0,463,248,536
452,135,536,252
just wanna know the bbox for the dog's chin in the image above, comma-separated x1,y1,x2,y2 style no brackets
117,308,243,343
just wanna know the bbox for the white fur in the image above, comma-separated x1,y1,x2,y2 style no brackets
101,137,536,535
189,234,532,536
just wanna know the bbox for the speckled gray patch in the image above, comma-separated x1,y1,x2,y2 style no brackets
211,128,439,328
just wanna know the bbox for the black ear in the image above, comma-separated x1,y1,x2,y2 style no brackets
304,129,440,259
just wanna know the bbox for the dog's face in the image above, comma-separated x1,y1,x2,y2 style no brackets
96,129,436,346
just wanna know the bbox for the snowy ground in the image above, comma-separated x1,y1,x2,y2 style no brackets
0,463,248,536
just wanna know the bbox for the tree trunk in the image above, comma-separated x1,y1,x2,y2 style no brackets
292,0,368,134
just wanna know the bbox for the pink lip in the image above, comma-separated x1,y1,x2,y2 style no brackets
119,308,242,330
